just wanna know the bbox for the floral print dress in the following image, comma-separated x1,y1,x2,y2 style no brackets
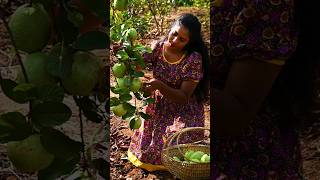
128,41,205,170
211,0,303,179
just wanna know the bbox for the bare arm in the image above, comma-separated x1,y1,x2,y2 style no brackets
213,58,282,138
144,79,199,104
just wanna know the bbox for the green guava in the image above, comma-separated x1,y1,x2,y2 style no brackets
200,154,210,163
130,117,142,129
111,104,127,117
112,63,126,78
16,52,56,86
9,3,51,53
188,151,205,161
61,51,101,96
130,78,141,92
7,134,54,172
126,28,138,41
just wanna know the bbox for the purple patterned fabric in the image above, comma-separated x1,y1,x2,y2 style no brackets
211,0,303,179
129,41,205,165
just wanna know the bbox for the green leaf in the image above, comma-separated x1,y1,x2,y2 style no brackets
0,112,32,143
79,0,106,19
143,98,155,106
139,112,151,120
31,102,72,127
40,128,83,158
133,45,152,53
91,158,109,179
36,84,65,103
0,79,31,103
111,87,122,94
133,71,144,78
13,83,38,102
122,103,136,120
38,154,80,180
73,31,108,50
110,97,120,106
119,93,132,101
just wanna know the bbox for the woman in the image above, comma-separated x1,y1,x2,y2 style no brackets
211,0,318,178
127,13,210,172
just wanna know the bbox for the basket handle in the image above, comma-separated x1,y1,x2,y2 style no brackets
164,127,210,157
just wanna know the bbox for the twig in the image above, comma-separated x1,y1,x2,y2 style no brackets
7,167,23,180
76,96,87,171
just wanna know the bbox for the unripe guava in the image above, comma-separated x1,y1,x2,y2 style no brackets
61,51,101,96
16,52,56,86
126,28,138,41
7,134,54,172
200,154,210,163
130,78,141,92
130,117,142,129
189,151,205,160
9,3,51,53
111,104,127,117
112,63,126,78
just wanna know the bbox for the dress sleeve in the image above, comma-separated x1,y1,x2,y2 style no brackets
227,0,298,64
181,52,203,82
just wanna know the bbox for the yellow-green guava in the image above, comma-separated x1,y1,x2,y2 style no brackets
111,103,127,117
9,3,51,53
112,63,126,78
7,134,54,172
61,51,101,96
16,52,56,86
200,154,210,163
130,78,141,92
126,28,137,41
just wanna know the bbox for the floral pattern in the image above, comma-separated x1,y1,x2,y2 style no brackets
128,41,205,165
211,0,303,179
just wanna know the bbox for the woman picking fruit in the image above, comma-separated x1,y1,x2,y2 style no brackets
211,0,318,179
127,13,210,171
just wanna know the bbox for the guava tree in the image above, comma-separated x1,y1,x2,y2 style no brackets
0,0,108,179
110,0,157,129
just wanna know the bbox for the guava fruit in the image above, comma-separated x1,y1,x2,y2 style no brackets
7,134,54,172
113,0,129,11
111,104,127,117
116,77,130,90
184,150,194,160
112,63,126,78
126,28,137,41
61,51,101,96
130,78,141,92
9,3,51,53
130,117,142,129
173,156,182,162
200,154,210,163
16,52,56,86
189,151,205,160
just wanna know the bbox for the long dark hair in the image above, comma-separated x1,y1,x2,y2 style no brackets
267,1,320,131
164,13,210,103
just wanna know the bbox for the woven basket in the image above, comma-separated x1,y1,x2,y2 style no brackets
161,127,210,180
